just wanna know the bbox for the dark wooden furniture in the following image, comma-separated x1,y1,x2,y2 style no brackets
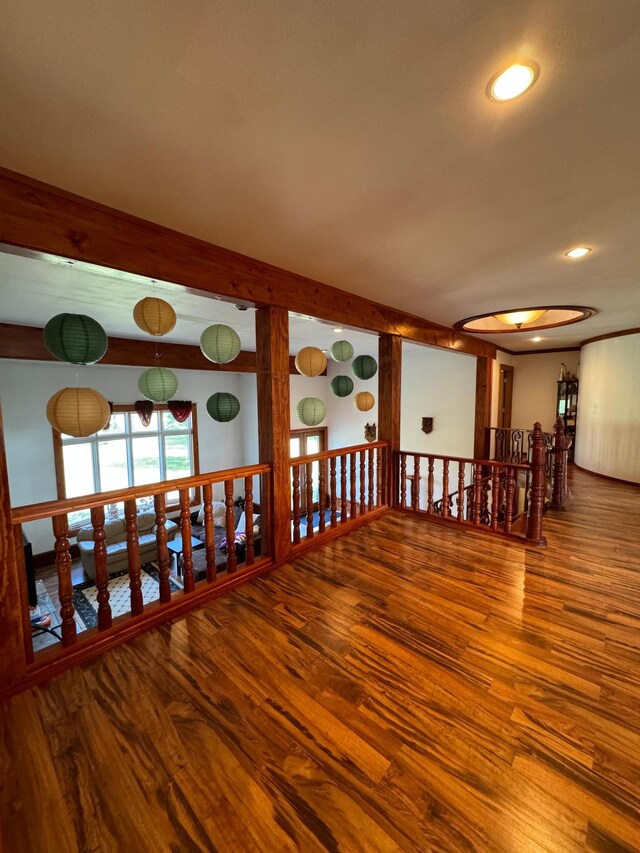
167,535,205,577
556,379,579,461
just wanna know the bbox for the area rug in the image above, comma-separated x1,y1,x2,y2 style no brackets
32,579,61,652
72,564,183,630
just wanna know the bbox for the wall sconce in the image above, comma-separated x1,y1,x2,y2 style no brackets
421,417,434,435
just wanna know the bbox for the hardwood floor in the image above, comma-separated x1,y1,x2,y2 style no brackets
2,467,639,852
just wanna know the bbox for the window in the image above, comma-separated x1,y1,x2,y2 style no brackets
54,405,200,529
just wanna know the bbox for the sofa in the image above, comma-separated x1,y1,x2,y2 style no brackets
76,511,179,580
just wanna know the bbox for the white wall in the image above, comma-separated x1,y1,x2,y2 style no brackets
575,334,640,483
401,342,476,458
0,360,252,551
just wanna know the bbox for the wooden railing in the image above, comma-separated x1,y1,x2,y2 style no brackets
398,422,549,545
290,441,388,546
486,417,571,510
11,463,271,662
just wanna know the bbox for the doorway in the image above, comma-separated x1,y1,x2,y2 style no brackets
290,428,327,511
497,365,514,429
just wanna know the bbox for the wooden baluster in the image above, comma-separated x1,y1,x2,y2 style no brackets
90,505,112,629
427,456,434,514
350,453,357,518
412,455,420,511
376,446,383,507
318,461,326,533
472,464,483,526
526,422,548,546
359,451,366,515
52,514,77,646
441,460,450,519
292,463,302,544
551,416,567,510
457,462,465,521
153,493,172,601
367,448,374,511
329,457,337,527
224,479,237,573
340,454,348,523
490,466,500,530
504,466,516,533
202,483,216,582
244,475,255,566
124,500,144,615
400,452,407,508
178,489,195,591
306,461,314,539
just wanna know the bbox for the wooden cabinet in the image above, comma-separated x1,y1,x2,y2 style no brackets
556,380,579,461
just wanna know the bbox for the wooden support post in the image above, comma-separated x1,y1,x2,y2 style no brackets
256,306,292,563
474,356,493,460
378,334,402,506
551,416,568,510
526,422,548,546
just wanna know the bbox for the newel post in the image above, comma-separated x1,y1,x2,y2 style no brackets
526,422,548,546
551,416,567,510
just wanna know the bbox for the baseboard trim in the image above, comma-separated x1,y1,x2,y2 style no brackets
573,463,640,488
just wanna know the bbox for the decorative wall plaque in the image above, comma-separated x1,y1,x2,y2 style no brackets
364,422,377,443
421,417,434,435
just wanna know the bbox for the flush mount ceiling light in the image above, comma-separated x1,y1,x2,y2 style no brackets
487,61,539,101
565,247,592,259
455,305,596,334
531,336,543,342
333,327,343,333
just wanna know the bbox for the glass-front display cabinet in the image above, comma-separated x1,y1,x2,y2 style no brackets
556,380,579,461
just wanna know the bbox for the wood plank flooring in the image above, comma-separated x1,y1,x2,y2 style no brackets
2,467,640,852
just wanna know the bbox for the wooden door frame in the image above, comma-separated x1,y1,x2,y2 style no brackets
497,365,514,429
290,427,328,512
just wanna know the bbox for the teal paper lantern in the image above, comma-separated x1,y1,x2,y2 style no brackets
296,397,326,427
138,367,179,402
330,375,354,398
352,354,378,380
207,392,240,422
330,340,354,363
200,324,241,364
43,313,108,365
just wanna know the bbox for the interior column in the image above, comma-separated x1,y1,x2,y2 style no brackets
474,355,494,458
378,334,402,506
256,306,292,563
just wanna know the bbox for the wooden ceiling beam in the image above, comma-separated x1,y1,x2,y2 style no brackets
0,323,301,374
0,167,495,359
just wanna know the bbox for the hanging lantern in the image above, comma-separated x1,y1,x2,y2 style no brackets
133,297,177,336
330,340,354,363
354,391,375,412
206,392,240,422
295,347,327,377
43,314,108,365
200,325,241,364
46,388,111,437
296,397,326,426
138,367,179,402
330,375,354,397
352,354,378,380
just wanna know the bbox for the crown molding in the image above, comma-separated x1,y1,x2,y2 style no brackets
581,327,640,347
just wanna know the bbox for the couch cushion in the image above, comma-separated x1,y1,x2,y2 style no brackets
77,517,125,544
136,511,156,533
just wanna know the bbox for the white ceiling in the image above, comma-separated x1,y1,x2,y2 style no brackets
0,251,378,356
1,0,640,351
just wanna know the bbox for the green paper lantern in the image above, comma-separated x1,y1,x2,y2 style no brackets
138,367,179,402
296,397,326,427
200,324,241,364
330,340,354,363
207,392,240,422
352,354,378,380
330,375,354,398
43,313,108,365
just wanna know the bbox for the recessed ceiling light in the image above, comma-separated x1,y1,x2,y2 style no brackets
333,326,343,333
531,336,543,342
487,62,539,101
565,247,592,259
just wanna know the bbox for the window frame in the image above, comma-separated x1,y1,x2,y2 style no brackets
53,403,201,533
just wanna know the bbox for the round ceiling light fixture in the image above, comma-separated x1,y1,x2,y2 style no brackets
455,306,596,334
487,61,539,101
565,247,592,259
